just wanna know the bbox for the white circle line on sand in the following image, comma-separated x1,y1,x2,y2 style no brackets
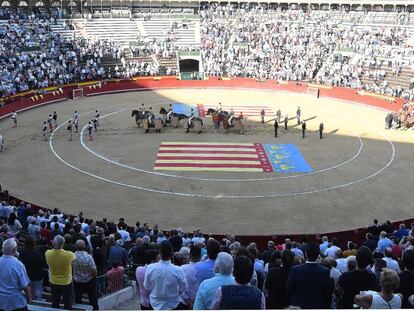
79,109,365,182
50,111,396,199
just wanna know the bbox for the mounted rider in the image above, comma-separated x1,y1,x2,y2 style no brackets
147,107,154,124
139,103,146,112
188,108,195,126
166,104,173,121
228,108,235,125
216,102,223,113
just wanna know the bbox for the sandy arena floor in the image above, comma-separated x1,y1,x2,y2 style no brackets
0,88,413,235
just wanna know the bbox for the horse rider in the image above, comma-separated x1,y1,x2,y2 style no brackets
139,103,146,112
228,108,235,125
188,108,195,126
147,107,154,124
166,104,173,121
216,102,223,113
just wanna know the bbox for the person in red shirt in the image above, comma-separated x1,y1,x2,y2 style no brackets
391,237,403,259
238,112,244,119
40,222,52,244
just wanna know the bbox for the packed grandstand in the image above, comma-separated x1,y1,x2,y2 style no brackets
1,1,414,310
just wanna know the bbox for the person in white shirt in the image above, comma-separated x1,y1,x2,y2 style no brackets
144,240,188,310
324,238,341,259
11,111,17,128
117,224,131,242
381,248,401,273
335,249,348,273
355,269,402,309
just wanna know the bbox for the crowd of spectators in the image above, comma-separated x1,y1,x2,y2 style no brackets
0,14,172,97
2,198,414,310
1,7,414,100
200,4,414,100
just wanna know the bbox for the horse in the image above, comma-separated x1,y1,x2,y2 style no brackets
131,109,147,128
159,107,177,125
168,112,190,128
132,109,164,132
183,117,204,134
223,116,244,134
143,116,163,133
0,134,4,152
207,108,229,116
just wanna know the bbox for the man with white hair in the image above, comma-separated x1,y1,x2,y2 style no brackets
0,238,31,311
45,235,75,309
194,252,235,310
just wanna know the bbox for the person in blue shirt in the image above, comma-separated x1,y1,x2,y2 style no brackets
194,252,235,310
394,224,410,239
107,239,130,268
0,238,32,311
195,239,221,286
377,231,393,253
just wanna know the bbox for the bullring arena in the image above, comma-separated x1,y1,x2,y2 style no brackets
1,77,413,235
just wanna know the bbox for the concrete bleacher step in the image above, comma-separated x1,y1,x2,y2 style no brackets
31,300,92,311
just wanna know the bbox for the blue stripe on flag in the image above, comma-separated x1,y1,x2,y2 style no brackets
263,144,312,173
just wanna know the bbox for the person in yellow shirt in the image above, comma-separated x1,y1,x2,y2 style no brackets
45,235,75,309
343,242,357,258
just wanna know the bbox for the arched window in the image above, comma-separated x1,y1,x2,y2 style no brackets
35,1,44,6
1,0,11,6
18,1,28,6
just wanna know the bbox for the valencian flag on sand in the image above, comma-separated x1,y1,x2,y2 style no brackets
154,142,312,173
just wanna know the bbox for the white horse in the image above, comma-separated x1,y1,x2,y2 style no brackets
0,134,4,152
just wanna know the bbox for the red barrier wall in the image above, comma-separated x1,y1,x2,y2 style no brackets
0,77,408,248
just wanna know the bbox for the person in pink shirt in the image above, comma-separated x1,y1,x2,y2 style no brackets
136,249,159,310
107,261,125,292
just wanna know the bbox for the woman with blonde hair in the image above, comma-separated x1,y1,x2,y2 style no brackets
354,268,402,309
